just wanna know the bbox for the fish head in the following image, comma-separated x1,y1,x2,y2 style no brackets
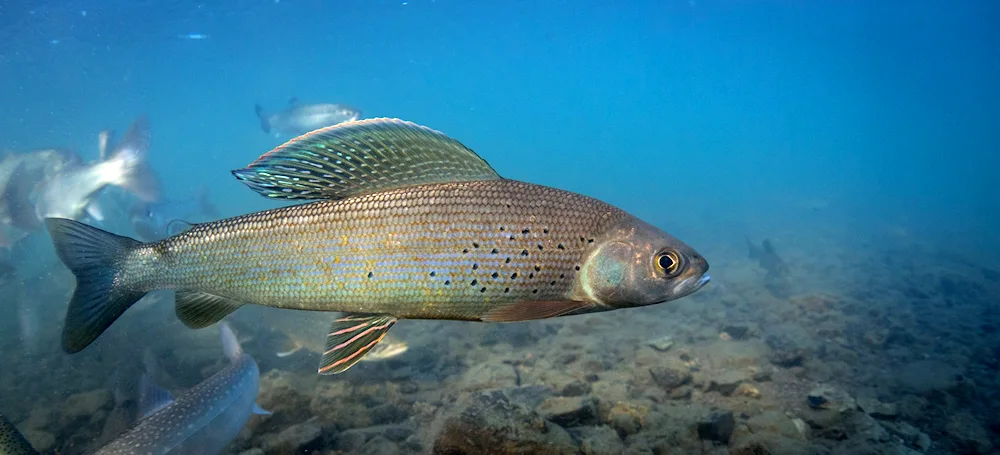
578,217,709,308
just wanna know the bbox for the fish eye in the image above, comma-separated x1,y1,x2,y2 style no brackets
654,251,682,276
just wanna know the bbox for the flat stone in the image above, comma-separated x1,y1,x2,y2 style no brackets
537,396,597,428
647,336,674,352
648,365,691,391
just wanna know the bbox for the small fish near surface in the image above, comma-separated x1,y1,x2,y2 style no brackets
0,322,269,455
254,98,361,137
44,118,711,375
130,185,218,241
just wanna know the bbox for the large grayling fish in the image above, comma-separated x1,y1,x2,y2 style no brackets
0,322,267,455
254,98,361,137
45,118,710,375
31,116,160,221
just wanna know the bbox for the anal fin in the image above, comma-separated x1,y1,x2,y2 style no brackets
319,314,397,375
481,300,595,322
175,291,244,329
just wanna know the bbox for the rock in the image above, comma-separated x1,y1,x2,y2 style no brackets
648,365,691,391
733,383,761,399
19,428,55,452
706,371,749,396
730,413,809,455
338,424,414,445
897,360,961,396
433,389,577,455
537,396,598,428
454,363,518,391
647,336,674,352
259,419,323,454
62,389,112,421
604,402,647,437
360,435,400,455
542,371,591,396
881,421,931,452
722,324,750,340
334,429,369,453
752,370,773,382
856,396,898,419
807,385,855,412
572,425,625,455
945,412,993,454
770,350,805,368
696,410,735,444
915,432,931,452
897,395,927,421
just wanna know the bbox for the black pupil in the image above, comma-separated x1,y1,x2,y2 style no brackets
658,254,675,271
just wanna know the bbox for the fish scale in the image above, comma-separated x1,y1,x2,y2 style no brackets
140,179,627,320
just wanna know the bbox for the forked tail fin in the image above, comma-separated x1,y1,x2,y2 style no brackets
45,218,148,353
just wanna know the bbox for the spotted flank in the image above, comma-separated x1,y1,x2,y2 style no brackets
319,314,398,374
0,411,37,455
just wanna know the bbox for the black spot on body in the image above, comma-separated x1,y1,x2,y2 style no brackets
473,242,480,248
511,272,518,279
480,287,487,293
471,279,478,286
473,263,479,270
445,280,451,285
367,271,373,279
557,244,565,250
491,248,499,254
505,257,512,264
491,272,499,279
429,271,436,277
521,250,529,257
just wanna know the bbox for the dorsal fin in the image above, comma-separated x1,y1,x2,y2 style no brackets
231,118,501,200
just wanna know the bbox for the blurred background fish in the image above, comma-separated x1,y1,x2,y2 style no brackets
254,98,361,137
129,185,218,241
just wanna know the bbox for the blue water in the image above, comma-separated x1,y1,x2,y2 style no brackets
1,1,998,454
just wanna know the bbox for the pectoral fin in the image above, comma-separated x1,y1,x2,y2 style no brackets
174,291,244,329
481,300,595,322
319,314,397,375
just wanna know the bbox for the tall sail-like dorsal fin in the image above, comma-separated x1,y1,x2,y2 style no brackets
231,118,501,200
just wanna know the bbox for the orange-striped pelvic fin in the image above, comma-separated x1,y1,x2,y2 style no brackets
319,313,398,375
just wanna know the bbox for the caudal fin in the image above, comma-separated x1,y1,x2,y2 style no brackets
108,115,161,202
45,218,147,353
254,104,271,133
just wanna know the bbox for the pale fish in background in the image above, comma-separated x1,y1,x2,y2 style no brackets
254,98,361,137
32,115,161,222
0,322,268,455
129,185,218,241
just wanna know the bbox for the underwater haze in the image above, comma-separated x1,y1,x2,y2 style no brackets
1,1,998,454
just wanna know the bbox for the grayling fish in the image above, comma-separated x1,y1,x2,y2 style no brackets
32,116,161,221
44,118,710,375
254,98,361,136
130,185,218,241
0,323,268,455
0,148,81,245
